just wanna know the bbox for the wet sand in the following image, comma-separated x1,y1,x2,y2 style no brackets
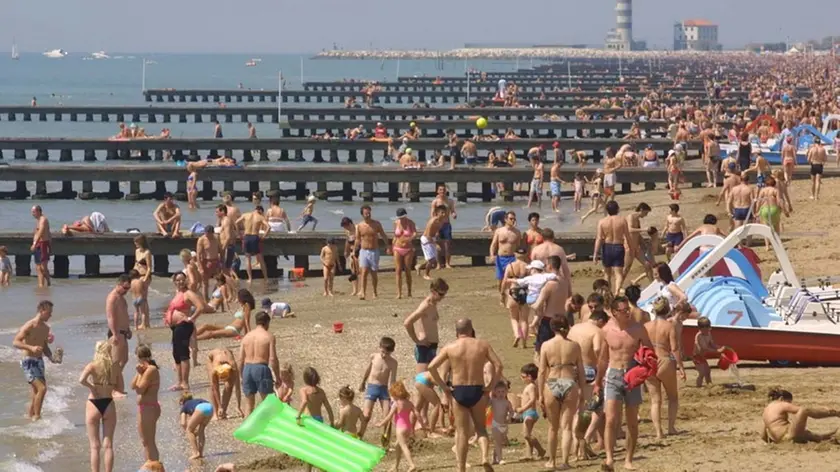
82,177,840,471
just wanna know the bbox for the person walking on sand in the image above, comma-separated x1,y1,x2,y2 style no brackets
490,211,521,302
106,274,133,398
416,205,447,281
236,206,270,284
431,185,457,269
645,298,686,440
31,205,51,288
13,300,58,421
594,201,631,296
567,309,608,459
428,319,504,472
392,208,417,298
404,279,447,373
807,139,827,200
238,311,281,416
131,345,161,463
593,296,653,471
353,205,391,300
79,341,119,472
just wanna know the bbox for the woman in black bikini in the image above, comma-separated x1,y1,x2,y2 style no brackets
79,341,119,472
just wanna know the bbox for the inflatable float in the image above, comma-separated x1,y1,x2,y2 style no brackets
234,395,385,472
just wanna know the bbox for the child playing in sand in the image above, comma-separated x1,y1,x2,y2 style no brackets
664,204,686,260
130,267,152,329
414,370,446,437
377,380,418,472
359,337,398,439
179,392,213,460
573,172,586,212
693,316,728,387
275,363,294,404
261,298,295,318
337,385,363,437
297,195,319,231
489,380,513,465
517,363,546,460
0,246,12,286
207,273,231,313
320,237,338,297
297,367,335,472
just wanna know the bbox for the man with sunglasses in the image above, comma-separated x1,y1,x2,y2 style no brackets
593,296,652,472
489,211,521,297
403,278,448,373
106,274,134,397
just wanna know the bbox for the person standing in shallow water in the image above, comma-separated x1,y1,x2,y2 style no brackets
13,300,57,421
79,341,119,472
31,205,51,288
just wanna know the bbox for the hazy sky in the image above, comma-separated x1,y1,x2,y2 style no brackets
4,0,836,53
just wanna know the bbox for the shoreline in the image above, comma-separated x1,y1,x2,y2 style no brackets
313,48,783,61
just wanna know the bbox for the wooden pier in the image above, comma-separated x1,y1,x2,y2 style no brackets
0,163,714,202
0,136,700,163
300,81,732,94
141,88,743,106
0,231,597,278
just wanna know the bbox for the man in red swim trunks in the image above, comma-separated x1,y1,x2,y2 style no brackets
31,205,51,288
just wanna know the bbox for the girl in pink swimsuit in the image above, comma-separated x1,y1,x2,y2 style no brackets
392,209,417,299
377,380,417,472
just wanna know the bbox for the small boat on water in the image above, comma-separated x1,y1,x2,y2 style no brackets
11,38,19,60
640,224,840,366
719,114,840,165
90,51,110,59
43,48,68,58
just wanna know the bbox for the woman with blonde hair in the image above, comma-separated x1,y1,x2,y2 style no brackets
79,341,119,472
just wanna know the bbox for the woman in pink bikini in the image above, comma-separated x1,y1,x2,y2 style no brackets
131,344,160,464
165,272,210,391
392,208,417,299
377,380,418,472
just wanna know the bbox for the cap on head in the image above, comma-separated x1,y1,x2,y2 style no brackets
527,260,545,271
396,208,407,218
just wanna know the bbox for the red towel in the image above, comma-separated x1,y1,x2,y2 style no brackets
624,346,659,391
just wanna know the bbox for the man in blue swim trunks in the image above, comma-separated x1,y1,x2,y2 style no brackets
489,211,521,299
482,206,507,232
428,319,503,472
13,300,56,421
238,311,281,417
353,205,391,300
594,201,631,296
404,278,447,372
431,185,457,269
727,174,755,229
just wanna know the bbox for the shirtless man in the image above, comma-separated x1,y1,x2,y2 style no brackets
489,211,521,298
743,153,771,189
431,185,457,269
236,206,270,284
623,203,653,282
220,192,242,229
762,388,840,444
13,300,56,421
428,319,503,472
594,201,631,296
594,297,653,471
417,205,448,280
461,139,478,166
196,225,222,301
602,150,623,201
266,196,291,234
237,311,281,416
716,169,741,224
30,205,51,288
527,156,544,209
215,205,238,280
404,279,447,372
549,153,563,212
207,348,244,420
153,192,182,238
727,174,755,229
530,228,572,293
677,214,726,252
106,274,133,397
353,205,391,300
568,308,608,458
704,134,720,188
807,139,827,200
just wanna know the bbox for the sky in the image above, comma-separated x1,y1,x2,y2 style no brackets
3,0,836,54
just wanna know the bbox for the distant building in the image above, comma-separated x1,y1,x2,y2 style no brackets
673,20,720,51
605,0,633,51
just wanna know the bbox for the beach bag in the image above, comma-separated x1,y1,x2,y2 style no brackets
190,222,206,235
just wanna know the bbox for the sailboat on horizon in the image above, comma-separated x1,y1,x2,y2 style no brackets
11,38,19,60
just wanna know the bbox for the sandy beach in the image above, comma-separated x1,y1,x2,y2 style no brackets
98,176,840,472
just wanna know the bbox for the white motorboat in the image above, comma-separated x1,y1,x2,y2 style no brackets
43,48,68,58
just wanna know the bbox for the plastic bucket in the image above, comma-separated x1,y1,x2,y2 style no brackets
718,349,739,371
290,268,305,281
333,322,344,334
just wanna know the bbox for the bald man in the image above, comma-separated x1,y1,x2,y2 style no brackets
428,319,503,472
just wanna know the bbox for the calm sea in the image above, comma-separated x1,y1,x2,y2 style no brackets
0,53,578,471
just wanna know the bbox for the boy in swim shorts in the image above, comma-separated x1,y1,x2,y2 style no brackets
358,336,398,439
516,363,546,459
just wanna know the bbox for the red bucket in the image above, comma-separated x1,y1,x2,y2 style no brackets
333,322,344,334
718,349,739,371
